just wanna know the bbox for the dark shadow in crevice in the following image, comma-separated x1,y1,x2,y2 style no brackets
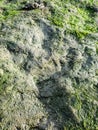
36,71,80,130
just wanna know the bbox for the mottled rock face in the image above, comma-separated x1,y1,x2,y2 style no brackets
0,13,98,130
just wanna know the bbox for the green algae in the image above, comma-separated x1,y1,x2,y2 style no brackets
47,0,98,39
0,0,19,21
0,0,98,40
0,71,12,93
0,0,98,129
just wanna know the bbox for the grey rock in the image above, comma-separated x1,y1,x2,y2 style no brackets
0,13,98,130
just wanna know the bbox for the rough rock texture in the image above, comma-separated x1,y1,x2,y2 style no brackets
0,1,98,130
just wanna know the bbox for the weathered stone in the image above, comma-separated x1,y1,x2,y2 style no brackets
0,2,98,130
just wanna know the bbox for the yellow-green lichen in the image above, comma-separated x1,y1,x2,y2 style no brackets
47,0,98,39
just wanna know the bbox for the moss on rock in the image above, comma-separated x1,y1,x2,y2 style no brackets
0,0,98,130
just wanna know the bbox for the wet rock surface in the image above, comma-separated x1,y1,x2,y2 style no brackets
0,9,98,130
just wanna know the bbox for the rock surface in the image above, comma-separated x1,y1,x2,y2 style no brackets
0,0,98,130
